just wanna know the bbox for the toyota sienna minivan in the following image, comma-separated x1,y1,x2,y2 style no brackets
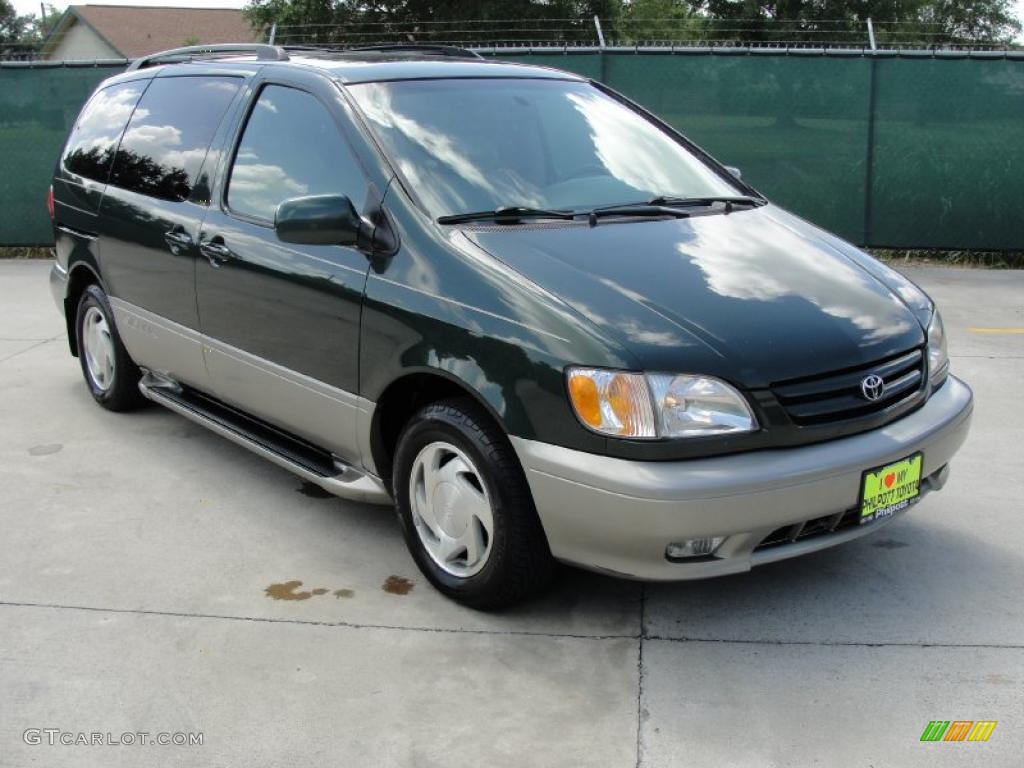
49,44,973,608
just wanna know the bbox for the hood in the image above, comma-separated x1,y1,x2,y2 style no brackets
465,205,927,388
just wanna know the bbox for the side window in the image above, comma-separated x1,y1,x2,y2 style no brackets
227,85,367,222
109,76,240,202
63,81,146,183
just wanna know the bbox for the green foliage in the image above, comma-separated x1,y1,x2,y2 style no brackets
32,4,64,39
248,0,621,45
1,2,64,56
1,0,28,47
617,0,708,42
690,0,1021,45
242,0,1022,46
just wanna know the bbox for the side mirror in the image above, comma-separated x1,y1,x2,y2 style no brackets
275,194,365,246
724,166,742,180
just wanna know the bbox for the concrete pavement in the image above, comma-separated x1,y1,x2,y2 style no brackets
1,260,1021,766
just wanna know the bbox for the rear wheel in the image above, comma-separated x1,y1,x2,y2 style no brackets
393,398,556,609
75,284,145,412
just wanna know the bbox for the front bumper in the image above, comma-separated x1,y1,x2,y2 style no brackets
512,375,973,581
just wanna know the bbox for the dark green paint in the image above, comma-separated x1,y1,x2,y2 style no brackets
193,68,372,395
275,194,364,246
359,188,620,454
52,53,944,464
468,206,925,387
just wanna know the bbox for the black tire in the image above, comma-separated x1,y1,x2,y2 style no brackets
75,284,146,412
392,398,557,610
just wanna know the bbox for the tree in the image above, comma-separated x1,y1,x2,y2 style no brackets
30,4,65,40
242,0,1022,46
922,0,1021,42
1,0,28,45
245,0,620,45
690,0,1021,45
0,2,64,58
616,0,708,43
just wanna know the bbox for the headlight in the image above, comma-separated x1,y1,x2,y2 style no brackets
648,374,758,437
566,368,757,439
927,310,949,386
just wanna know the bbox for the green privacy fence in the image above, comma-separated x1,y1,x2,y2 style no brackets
2,51,1023,249
492,49,1024,250
1,62,126,246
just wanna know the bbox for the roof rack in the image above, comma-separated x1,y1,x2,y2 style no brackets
127,43,289,71
309,44,484,60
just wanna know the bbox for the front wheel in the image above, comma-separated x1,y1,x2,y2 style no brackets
392,399,556,609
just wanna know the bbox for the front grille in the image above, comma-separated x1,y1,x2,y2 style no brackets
771,347,925,426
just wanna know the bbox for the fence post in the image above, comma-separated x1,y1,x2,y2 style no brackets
268,23,277,45
862,52,878,246
866,17,877,52
594,15,607,83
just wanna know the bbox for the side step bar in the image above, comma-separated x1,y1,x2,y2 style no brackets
139,375,391,505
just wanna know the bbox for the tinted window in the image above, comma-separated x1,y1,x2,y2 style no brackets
63,81,145,183
110,76,240,202
228,85,367,222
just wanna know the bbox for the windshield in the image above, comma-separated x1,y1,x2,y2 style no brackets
346,77,742,218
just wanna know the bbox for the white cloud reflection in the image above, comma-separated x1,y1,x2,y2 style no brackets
353,82,544,213
73,85,142,154
565,90,726,199
348,79,736,217
683,218,914,342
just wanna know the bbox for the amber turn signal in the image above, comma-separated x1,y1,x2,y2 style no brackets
566,368,657,438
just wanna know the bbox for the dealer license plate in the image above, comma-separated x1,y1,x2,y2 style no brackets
859,453,923,525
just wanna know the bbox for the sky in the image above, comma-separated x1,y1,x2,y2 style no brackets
11,0,1024,40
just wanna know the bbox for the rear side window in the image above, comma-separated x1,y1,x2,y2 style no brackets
227,85,367,222
109,76,240,202
63,81,146,183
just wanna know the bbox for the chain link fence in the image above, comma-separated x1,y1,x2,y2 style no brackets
2,48,1022,249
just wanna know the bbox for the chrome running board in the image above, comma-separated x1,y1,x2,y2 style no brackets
139,375,391,505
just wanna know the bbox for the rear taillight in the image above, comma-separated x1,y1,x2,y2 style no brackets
46,185,55,220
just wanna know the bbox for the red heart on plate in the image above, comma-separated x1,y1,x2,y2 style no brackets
884,473,896,488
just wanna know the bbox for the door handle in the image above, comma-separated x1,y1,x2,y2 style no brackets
199,238,232,267
163,229,192,254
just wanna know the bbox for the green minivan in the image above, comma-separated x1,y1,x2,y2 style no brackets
50,44,972,608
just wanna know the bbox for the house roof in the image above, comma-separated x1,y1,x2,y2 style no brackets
48,4,261,59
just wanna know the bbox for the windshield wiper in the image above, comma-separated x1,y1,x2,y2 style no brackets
586,195,764,226
437,196,764,226
437,206,576,225
586,204,695,226
647,195,764,210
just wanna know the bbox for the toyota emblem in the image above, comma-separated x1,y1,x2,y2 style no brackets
861,374,885,401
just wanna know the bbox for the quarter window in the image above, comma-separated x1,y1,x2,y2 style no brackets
63,81,146,183
110,76,240,202
227,85,367,222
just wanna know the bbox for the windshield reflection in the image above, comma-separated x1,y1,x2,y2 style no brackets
564,90,725,201
347,78,739,218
